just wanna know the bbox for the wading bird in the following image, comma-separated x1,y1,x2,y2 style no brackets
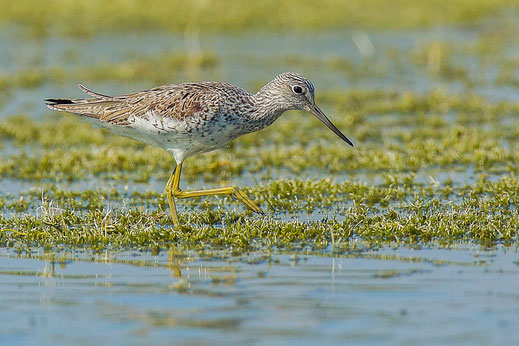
45,72,354,226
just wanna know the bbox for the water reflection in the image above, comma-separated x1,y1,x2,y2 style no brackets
1,246,518,343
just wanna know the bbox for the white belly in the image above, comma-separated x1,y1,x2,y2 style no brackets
99,111,246,164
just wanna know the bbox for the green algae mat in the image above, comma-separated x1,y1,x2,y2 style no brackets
2,69,519,252
0,2,518,253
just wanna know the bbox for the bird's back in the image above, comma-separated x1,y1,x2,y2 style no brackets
47,82,250,123
45,81,258,162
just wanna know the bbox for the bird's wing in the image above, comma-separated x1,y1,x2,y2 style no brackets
45,83,219,126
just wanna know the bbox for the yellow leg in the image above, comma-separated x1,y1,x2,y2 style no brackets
165,162,264,227
165,164,181,226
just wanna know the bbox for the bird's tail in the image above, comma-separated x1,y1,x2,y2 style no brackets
44,84,116,119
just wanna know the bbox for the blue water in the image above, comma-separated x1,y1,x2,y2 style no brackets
1,247,518,344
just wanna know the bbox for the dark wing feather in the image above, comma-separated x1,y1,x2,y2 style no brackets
78,84,112,99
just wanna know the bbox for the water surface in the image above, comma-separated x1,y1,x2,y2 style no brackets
1,247,518,344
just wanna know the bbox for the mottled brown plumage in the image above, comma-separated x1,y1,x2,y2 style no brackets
47,82,245,126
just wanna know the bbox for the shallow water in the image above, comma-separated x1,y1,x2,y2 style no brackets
1,246,518,344
2,17,519,197
2,17,519,121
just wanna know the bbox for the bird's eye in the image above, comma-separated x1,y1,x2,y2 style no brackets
292,85,303,94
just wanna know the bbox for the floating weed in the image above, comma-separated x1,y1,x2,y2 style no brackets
1,173,518,252
1,0,517,37
1,203,516,253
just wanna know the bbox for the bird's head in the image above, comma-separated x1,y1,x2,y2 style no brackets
260,72,354,147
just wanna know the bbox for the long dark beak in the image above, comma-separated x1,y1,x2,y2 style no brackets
310,104,354,147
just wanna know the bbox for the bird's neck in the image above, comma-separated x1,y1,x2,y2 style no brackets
252,80,291,118
247,91,286,131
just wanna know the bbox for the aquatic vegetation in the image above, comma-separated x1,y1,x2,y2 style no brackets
1,54,518,253
2,4,519,254
0,51,219,91
412,41,469,81
497,58,519,88
1,0,518,37
1,173,518,252
1,84,518,183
